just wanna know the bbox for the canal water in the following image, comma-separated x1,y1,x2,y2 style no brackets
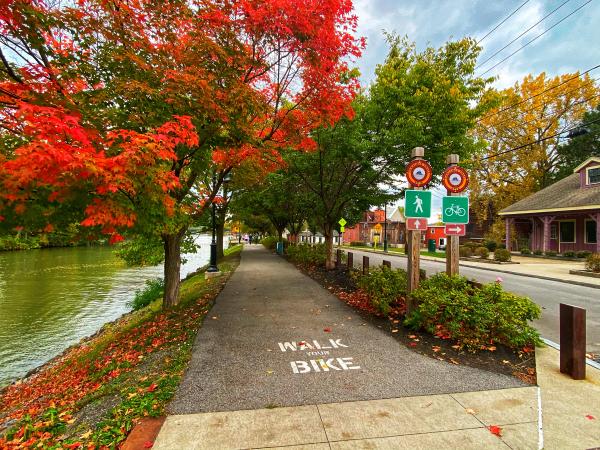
0,234,212,387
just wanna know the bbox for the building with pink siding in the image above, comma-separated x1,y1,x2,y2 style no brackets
498,157,600,254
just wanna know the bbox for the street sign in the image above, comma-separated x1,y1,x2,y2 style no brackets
445,224,466,236
442,196,469,224
407,218,427,231
405,190,432,218
373,223,382,232
442,166,469,193
340,226,345,233
406,160,433,187
338,218,347,227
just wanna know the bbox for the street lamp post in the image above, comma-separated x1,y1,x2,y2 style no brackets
207,172,219,273
207,171,231,275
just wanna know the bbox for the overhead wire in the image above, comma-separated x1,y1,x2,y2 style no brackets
479,0,594,77
476,0,532,45
476,64,600,124
475,0,572,71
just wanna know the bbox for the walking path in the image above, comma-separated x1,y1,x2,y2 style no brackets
148,246,600,449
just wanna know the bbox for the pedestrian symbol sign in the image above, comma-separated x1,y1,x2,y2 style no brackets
405,190,432,218
340,226,345,232
338,218,347,227
442,196,469,224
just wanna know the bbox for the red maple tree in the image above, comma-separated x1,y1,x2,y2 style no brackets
1,0,363,306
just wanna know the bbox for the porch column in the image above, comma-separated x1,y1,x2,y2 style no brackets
530,218,536,251
505,218,513,251
590,213,600,254
541,216,555,253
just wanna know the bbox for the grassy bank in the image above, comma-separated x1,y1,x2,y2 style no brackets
0,245,242,448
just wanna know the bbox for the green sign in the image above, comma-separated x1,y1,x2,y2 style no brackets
442,196,469,224
405,190,432,218
338,217,347,227
340,226,345,233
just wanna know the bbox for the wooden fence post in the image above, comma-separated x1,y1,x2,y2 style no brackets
383,260,391,269
362,255,369,275
560,303,586,380
347,252,354,273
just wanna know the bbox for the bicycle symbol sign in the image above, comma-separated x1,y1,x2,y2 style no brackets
442,196,469,224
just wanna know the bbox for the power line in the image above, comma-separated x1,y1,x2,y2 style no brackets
476,0,531,45
475,0,572,71
479,0,594,77
476,63,600,124
474,116,600,162
479,90,600,135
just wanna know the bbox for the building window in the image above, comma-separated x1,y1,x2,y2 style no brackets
559,221,576,243
550,224,557,240
586,219,597,244
588,167,600,185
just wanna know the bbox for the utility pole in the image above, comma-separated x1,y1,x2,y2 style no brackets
384,202,388,252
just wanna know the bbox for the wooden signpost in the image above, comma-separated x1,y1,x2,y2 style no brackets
442,154,469,276
405,147,433,312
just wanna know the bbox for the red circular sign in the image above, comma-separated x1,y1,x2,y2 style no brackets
406,160,433,187
442,166,469,193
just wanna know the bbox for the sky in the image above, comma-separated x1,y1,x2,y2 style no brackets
352,0,600,218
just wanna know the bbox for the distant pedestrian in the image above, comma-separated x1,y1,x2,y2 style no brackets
248,235,253,245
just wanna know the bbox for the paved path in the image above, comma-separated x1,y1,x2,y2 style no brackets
167,246,523,415
346,248,600,354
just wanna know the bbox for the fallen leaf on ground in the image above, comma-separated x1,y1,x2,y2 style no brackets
487,346,497,351
502,360,510,364
585,415,595,420
80,430,92,439
488,425,502,437
147,383,158,392
408,334,417,339
432,346,441,352
408,342,417,347
391,329,398,333
451,345,460,350
450,358,460,365
323,327,332,332
465,408,476,415
266,370,274,375
211,316,218,320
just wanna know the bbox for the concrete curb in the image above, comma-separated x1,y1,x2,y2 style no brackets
342,247,600,290
541,338,600,371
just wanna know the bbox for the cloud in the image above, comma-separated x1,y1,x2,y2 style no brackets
353,0,600,89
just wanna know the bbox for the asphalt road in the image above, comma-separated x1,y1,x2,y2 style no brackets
346,249,599,354
168,246,523,414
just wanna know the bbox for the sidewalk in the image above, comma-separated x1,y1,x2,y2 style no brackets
152,246,546,449
347,246,600,288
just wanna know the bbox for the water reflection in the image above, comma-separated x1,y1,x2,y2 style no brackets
0,235,211,386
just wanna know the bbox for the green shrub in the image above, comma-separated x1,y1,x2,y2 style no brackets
520,248,531,255
354,266,407,315
562,251,576,258
405,274,541,350
350,241,365,247
484,240,498,252
474,247,489,259
494,248,511,262
586,253,600,273
286,243,327,267
459,246,473,257
128,278,164,311
577,250,592,258
533,249,543,255
261,236,278,250
463,241,480,249
545,250,557,257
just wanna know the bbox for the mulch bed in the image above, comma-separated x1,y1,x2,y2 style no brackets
293,260,537,385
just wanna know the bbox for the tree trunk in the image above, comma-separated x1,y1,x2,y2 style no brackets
162,228,186,309
324,225,335,270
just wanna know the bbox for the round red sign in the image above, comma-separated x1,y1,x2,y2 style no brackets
406,159,433,187
442,166,469,193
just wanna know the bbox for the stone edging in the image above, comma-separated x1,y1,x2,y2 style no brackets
569,269,600,279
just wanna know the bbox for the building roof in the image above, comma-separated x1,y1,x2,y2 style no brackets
573,157,600,173
499,173,600,216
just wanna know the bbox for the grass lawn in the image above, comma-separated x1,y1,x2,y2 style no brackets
342,245,446,259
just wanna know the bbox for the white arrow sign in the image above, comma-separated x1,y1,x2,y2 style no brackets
447,226,462,233
415,219,422,229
